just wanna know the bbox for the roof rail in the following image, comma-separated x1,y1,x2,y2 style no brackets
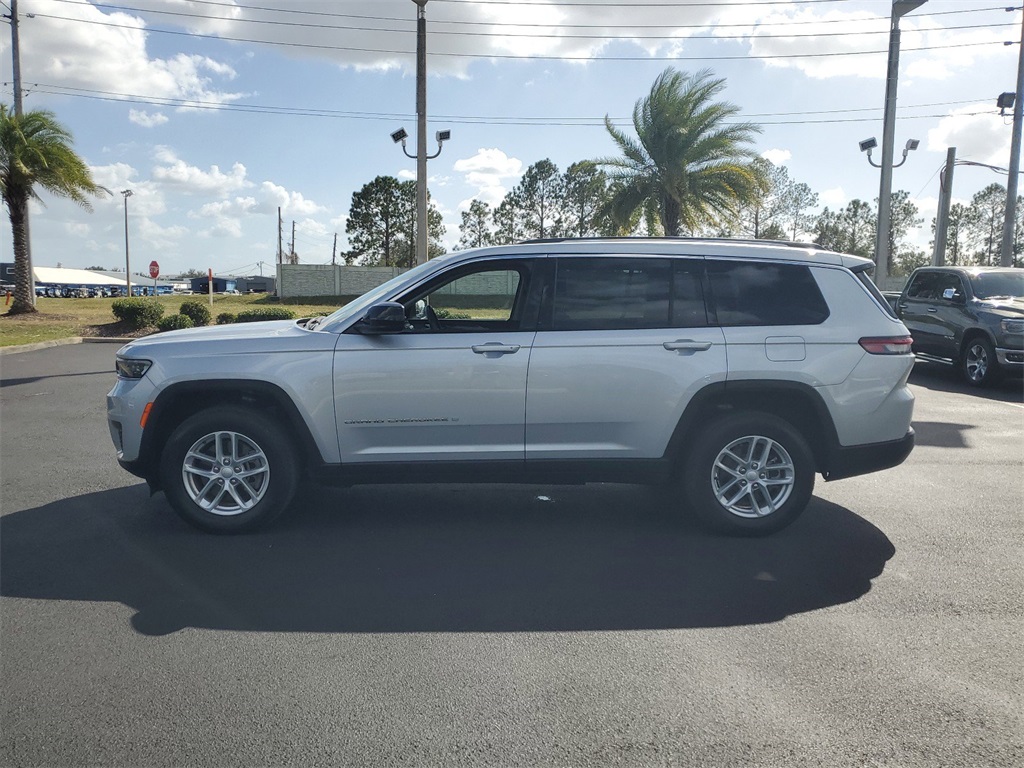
516,236,823,251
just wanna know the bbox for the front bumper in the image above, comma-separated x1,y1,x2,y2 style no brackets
824,428,915,481
996,347,1024,368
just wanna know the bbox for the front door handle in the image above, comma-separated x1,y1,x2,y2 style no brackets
663,339,713,352
472,343,521,355
927,308,938,313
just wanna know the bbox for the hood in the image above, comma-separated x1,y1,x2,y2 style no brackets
117,319,326,356
975,296,1024,316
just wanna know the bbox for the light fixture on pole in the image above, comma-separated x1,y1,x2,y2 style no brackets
391,118,451,266
873,0,928,289
121,189,134,296
860,136,919,169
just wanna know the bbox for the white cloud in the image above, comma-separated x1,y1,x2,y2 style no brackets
258,182,327,216
152,148,251,196
397,170,416,181
761,148,792,165
19,0,245,105
927,106,1010,168
128,109,169,128
453,148,524,206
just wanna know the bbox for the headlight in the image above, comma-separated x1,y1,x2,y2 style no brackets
115,357,152,379
1001,318,1024,335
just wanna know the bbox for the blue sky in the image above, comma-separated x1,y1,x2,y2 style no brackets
0,0,1019,277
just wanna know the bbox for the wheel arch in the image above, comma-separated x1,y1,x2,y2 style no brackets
666,380,842,477
958,326,997,357
137,379,324,491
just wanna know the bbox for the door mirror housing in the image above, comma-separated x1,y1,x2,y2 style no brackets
941,287,964,304
355,302,407,334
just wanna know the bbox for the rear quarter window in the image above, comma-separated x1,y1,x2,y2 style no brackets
707,260,830,326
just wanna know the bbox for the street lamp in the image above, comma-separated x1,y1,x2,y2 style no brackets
860,136,919,169
872,0,928,288
390,0,453,267
121,189,133,296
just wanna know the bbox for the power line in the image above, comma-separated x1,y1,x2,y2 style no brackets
107,0,1011,28
27,13,1009,61
44,0,1011,39
10,83,996,127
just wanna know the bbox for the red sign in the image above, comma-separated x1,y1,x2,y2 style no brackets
148,261,160,279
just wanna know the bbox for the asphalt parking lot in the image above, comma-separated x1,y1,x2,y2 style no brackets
1,342,1021,767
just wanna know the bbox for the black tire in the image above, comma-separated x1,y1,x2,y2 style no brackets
159,406,299,533
682,412,815,537
960,336,999,387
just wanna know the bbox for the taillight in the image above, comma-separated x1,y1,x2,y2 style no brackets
859,336,913,355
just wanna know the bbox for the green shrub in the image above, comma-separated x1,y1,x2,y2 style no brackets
235,307,296,323
111,297,164,330
216,312,236,325
156,314,195,332
179,299,212,327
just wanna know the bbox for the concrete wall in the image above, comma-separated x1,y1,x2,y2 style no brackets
278,264,408,298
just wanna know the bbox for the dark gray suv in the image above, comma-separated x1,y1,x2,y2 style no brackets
896,266,1024,386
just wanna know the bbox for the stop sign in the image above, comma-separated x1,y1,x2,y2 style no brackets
149,261,159,279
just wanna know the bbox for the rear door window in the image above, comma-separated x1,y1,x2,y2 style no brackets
707,260,829,326
548,257,706,331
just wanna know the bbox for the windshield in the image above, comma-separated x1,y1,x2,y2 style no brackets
969,271,1024,300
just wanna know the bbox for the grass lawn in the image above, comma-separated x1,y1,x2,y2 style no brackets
0,294,349,348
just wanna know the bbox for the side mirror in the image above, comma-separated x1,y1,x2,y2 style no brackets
941,288,964,303
355,302,407,335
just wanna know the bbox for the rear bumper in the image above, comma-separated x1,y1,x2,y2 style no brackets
824,428,915,481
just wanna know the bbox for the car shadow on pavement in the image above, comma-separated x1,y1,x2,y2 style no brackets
909,360,1024,403
1,482,895,637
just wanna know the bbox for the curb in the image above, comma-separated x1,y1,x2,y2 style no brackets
0,336,134,356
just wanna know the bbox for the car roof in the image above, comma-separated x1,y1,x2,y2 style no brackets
912,265,1022,276
445,237,868,269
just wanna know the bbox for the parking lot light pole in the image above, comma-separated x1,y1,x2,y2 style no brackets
121,189,133,296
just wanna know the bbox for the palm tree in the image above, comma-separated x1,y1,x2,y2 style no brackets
597,68,764,237
1,105,108,314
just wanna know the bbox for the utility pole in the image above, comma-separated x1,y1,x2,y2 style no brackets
8,0,35,305
277,206,283,265
933,147,956,266
1000,9,1024,267
290,221,296,264
875,0,927,289
332,233,338,265
415,0,428,266
121,190,133,295
10,0,24,115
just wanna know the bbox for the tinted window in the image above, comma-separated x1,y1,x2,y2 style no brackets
707,260,829,326
906,272,940,299
970,270,1024,300
550,258,706,331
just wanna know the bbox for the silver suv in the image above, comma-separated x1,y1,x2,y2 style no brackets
107,239,916,536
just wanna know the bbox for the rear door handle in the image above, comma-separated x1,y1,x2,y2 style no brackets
472,343,521,355
663,339,713,352
927,308,938,313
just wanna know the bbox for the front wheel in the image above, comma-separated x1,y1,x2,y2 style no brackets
960,336,999,387
683,412,815,536
160,406,299,533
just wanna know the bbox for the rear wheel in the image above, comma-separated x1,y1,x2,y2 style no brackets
159,406,299,533
683,412,815,536
960,336,999,387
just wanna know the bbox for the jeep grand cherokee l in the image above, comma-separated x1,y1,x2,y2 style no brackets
108,238,915,536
